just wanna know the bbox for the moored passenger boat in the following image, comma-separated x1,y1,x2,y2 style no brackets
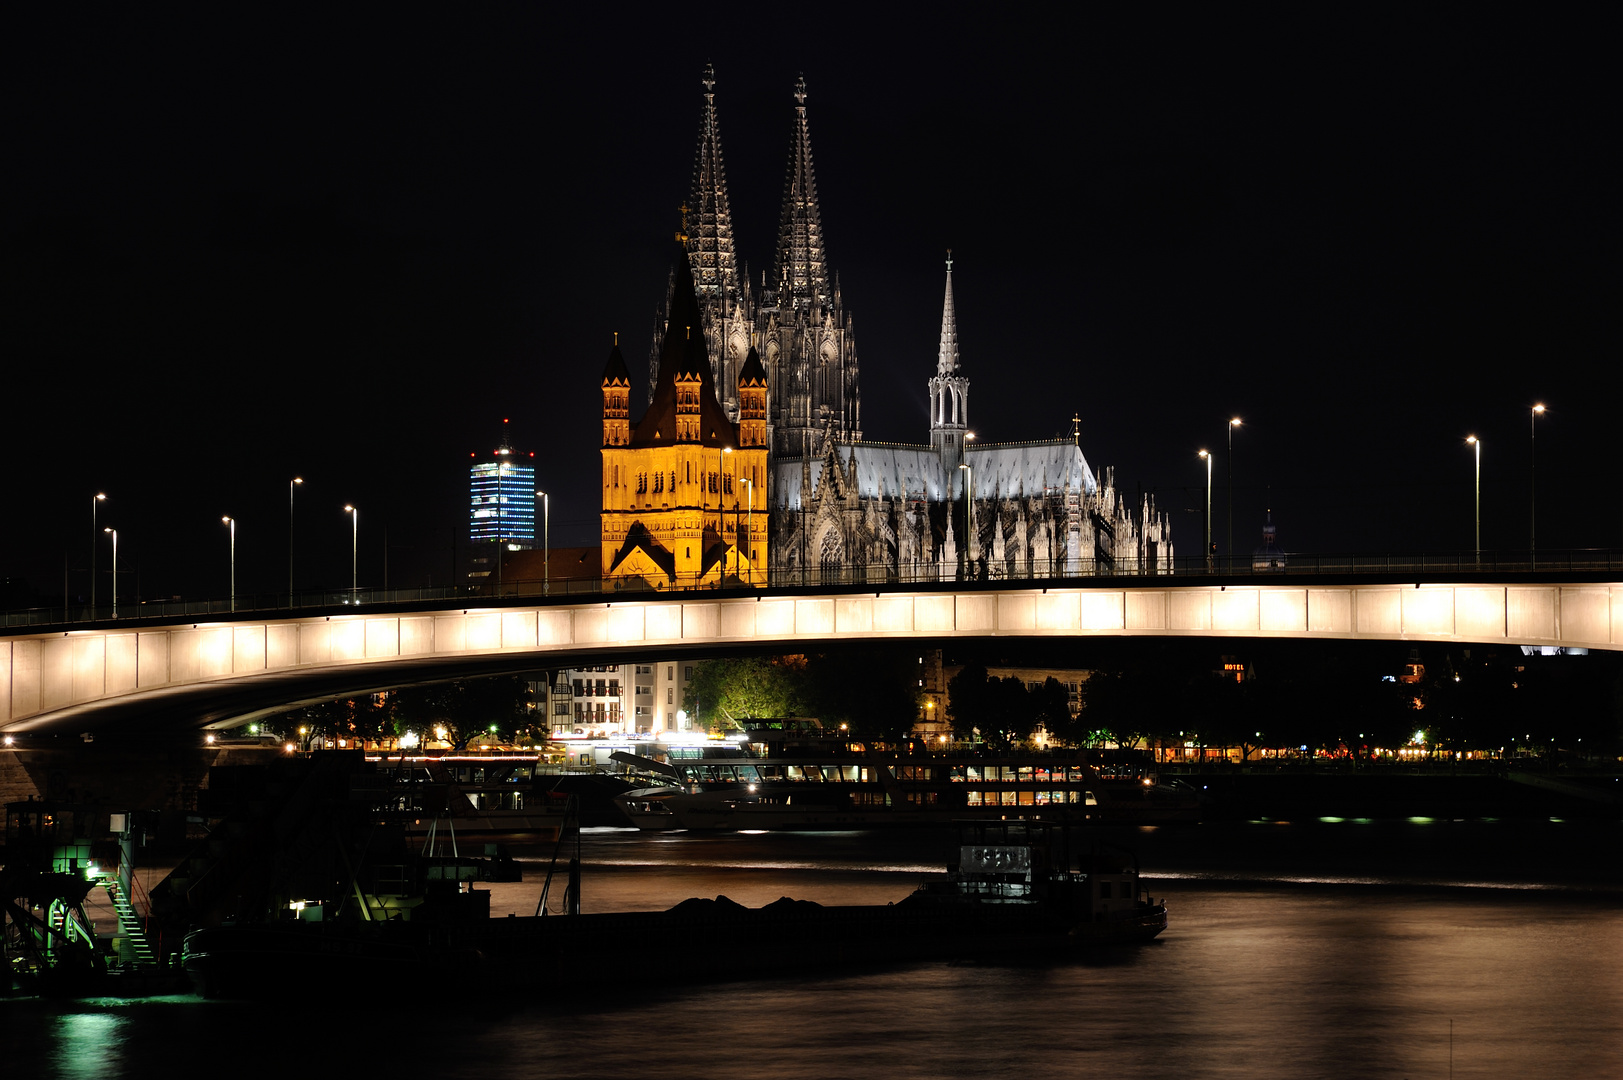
613,747,1201,830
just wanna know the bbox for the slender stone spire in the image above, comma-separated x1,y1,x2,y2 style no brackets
928,251,969,461
937,250,960,375
774,74,829,310
687,62,743,307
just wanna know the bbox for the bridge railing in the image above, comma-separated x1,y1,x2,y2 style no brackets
6,548,1621,631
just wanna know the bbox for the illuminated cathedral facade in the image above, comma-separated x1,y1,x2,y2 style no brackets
601,69,1172,590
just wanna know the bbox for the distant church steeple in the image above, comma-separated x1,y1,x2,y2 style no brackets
929,252,969,465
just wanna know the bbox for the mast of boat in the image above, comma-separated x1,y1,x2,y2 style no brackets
534,794,581,916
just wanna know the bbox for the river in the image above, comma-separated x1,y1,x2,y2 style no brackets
7,818,1622,1079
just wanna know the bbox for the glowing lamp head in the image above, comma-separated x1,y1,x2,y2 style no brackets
1466,435,1477,445
1533,403,1545,414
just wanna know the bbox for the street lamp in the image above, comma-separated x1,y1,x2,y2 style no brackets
344,505,358,603
743,475,754,585
718,446,733,588
1199,450,1212,570
1466,436,1480,564
289,477,303,600
91,493,107,617
103,527,117,618
222,516,235,610
958,461,974,572
1227,418,1241,570
537,490,549,596
1530,403,1545,563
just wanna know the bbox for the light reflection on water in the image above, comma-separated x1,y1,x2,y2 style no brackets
7,819,1622,1079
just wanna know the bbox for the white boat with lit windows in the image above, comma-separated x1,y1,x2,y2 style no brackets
613,749,1201,831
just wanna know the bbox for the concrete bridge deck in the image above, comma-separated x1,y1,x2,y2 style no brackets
3,575,1620,733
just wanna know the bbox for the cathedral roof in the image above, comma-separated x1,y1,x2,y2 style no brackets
773,74,830,310
631,247,738,448
774,440,1097,510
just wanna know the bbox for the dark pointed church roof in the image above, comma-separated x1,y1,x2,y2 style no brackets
631,247,738,448
738,345,766,386
602,342,630,386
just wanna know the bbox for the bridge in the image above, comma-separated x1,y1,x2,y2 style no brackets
3,568,1620,734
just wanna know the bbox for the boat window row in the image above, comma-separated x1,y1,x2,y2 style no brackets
950,765,1094,783
965,790,1089,806
677,764,878,783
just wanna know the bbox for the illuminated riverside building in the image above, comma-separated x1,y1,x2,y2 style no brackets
469,423,536,580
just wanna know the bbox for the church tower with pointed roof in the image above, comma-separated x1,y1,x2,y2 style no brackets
606,247,768,590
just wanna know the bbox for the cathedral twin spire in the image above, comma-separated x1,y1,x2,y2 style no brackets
686,62,744,313
651,66,860,457
774,74,830,310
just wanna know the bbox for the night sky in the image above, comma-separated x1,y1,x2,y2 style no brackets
4,9,1619,607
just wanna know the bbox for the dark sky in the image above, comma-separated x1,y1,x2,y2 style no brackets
4,9,1619,605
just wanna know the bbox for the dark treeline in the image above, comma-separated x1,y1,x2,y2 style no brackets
946,639,1623,760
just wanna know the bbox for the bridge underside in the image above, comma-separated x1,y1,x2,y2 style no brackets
3,579,1620,734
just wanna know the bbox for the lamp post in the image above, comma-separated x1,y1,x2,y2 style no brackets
719,446,732,588
289,477,303,600
222,516,235,611
743,476,753,585
344,505,358,603
1199,450,1212,571
1530,403,1545,563
1227,418,1241,571
91,493,107,617
103,527,117,618
537,490,549,596
1466,436,1480,565
958,462,974,574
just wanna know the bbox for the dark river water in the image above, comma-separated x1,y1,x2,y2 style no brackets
7,818,1622,1079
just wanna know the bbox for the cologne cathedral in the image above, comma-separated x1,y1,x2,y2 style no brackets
603,68,1172,589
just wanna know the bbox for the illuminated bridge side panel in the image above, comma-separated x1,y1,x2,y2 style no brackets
1401,586,1456,638
136,631,169,688
1560,587,1608,645
1307,588,1354,635
1126,591,1167,630
796,598,835,637
233,625,267,673
106,633,138,696
1507,587,1557,642
835,597,873,634
873,595,914,632
1212,589,1260,632
681,603,720,641
1356,589,1403,637
915,595,955,633
1169,590,1212,631
1455,587,1507,641
399,617,434,657
1259,589,1307,634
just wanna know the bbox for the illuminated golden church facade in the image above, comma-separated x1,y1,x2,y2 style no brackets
600,250,768,590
